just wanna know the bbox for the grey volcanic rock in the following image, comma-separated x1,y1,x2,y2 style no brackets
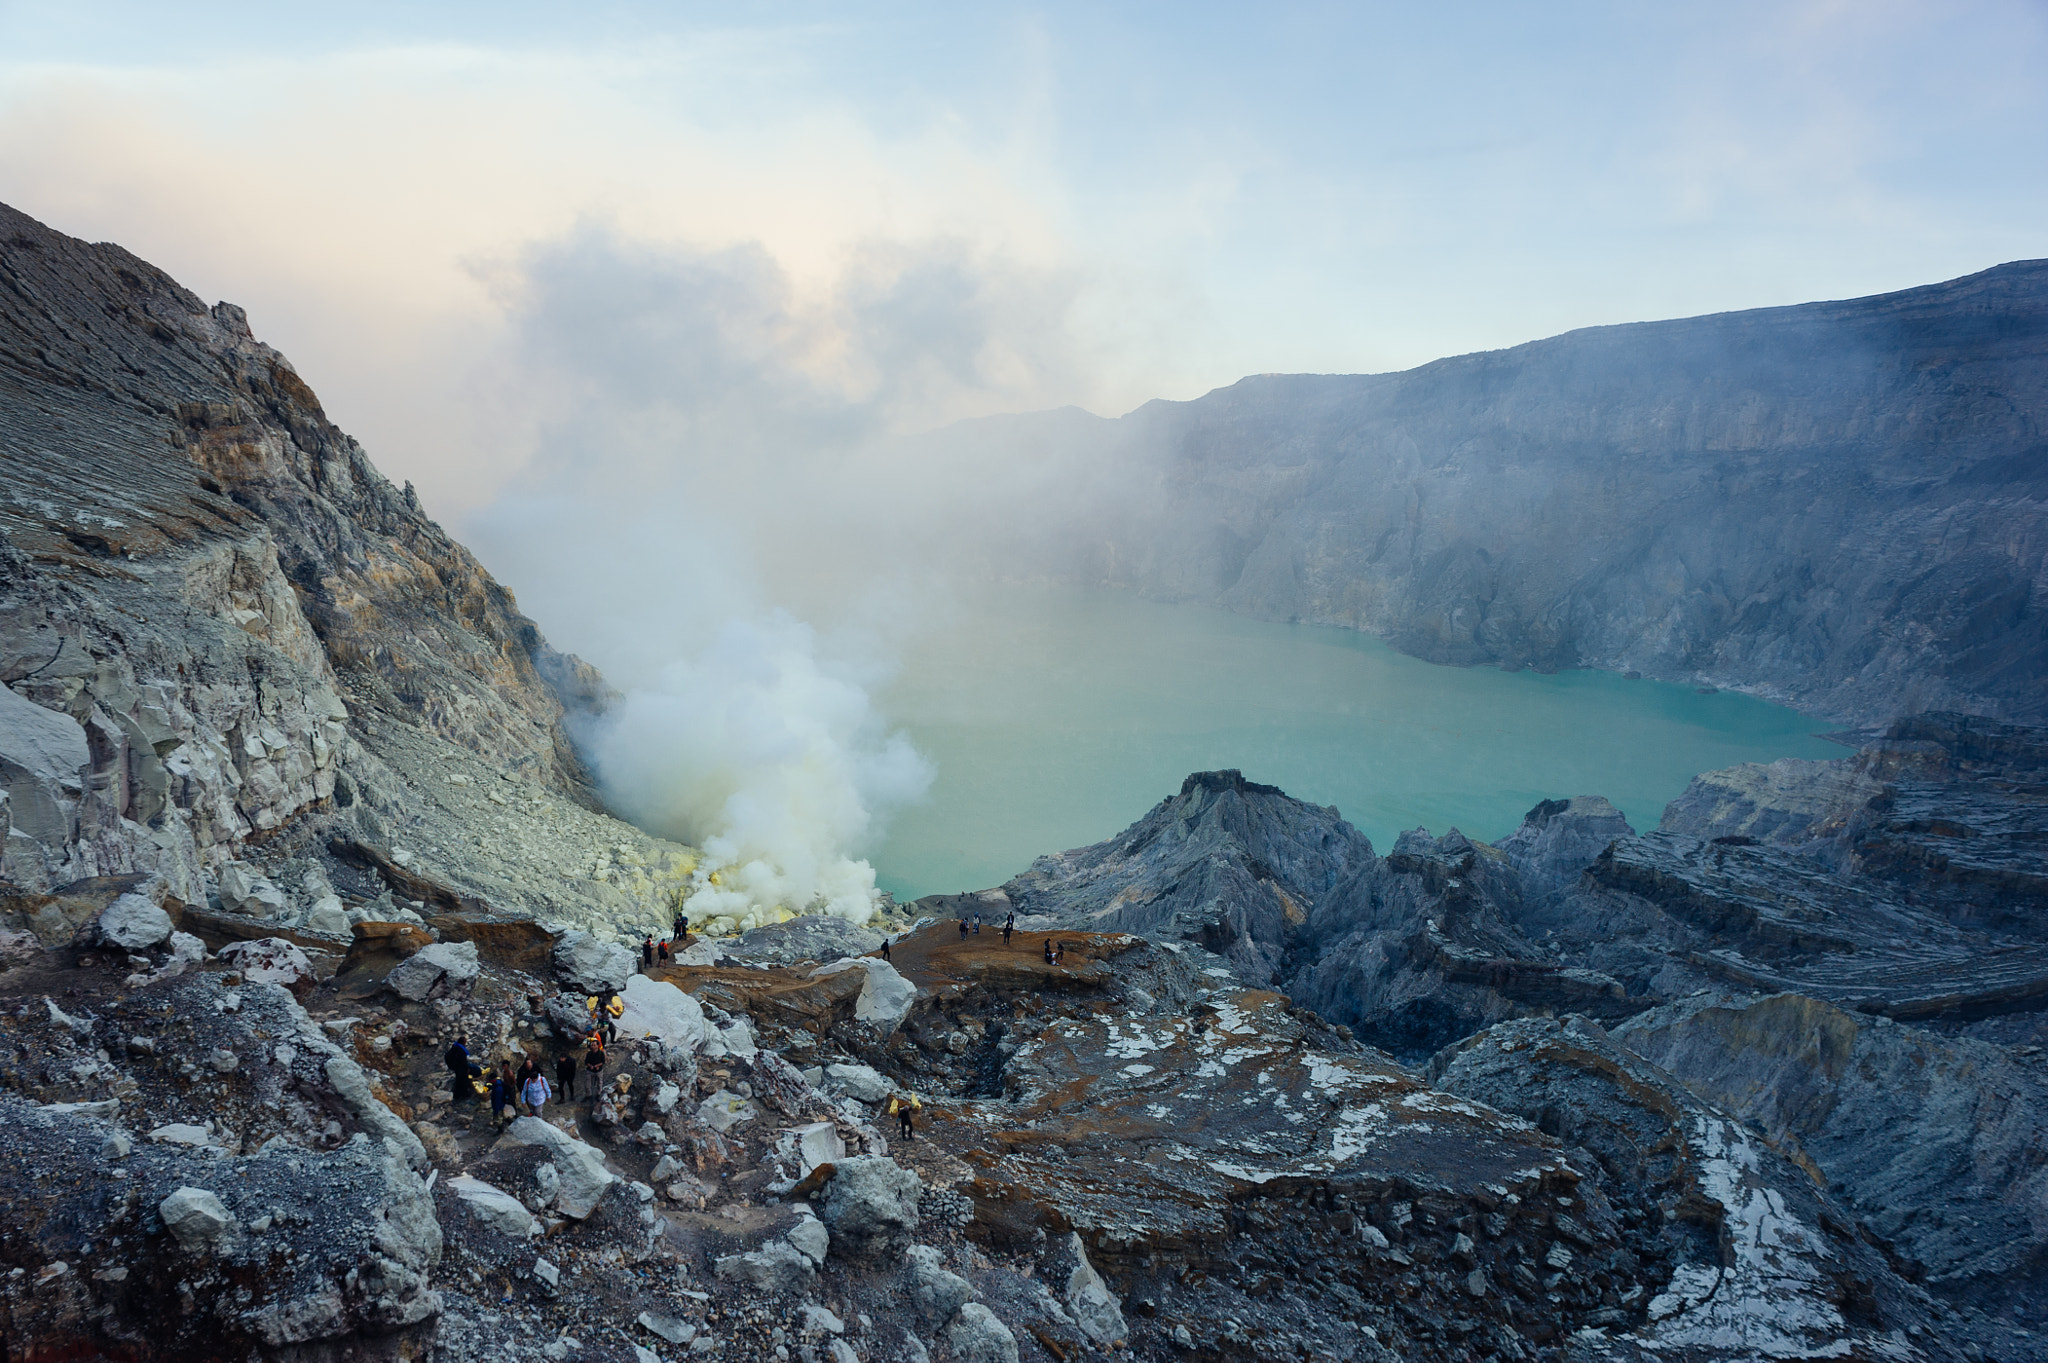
952,261,2048,724
0,200,699,942
1658,758,1884,854
1613,991,2048,1319
552,930,637,993
0,1096,442,1357
384,939,480,1001
818,1155,921,1261
728,913,883,965
95,892,173,951
1432,1016,1958,1359
1000,769,1376,983
1490,794,1635,898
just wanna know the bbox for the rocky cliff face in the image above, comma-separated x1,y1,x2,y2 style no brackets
961,260,2048,724
0,201,699,944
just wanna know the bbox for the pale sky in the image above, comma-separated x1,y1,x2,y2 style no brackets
3,1,2045,520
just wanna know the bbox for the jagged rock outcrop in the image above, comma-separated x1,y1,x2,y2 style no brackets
1000,769,1376,983
1613,992,2048,1322
1432,1015,1963,1360
948,260,2048,724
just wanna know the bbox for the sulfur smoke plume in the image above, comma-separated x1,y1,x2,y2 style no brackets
463,225,1103,931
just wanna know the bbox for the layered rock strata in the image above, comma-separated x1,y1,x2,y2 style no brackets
0,200,699,944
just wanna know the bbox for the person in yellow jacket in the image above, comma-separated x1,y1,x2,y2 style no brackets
587,993,622,1045
886,1090,921,1142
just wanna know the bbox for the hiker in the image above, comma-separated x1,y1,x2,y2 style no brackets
588,994,619,1046
879,936,891,962
642,934,654,966
515,1052,544,1105
584,1035,609,1098
1043,939,1055,965
959,917,970,940
886,1090,921,1141
554,1048,578,1102
673,913,688,943
1055,941,1067,965
1002,917,1013,947
972,912,982,934
486,1067,515,1126
521,1066,553,1119
444,1035,481,1102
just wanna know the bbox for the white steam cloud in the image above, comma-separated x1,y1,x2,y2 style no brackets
590,614,933,930
463,224,1101,932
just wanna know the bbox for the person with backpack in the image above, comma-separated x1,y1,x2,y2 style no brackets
486,1067,515,1126
958,917,969,940
642,935,655,967
521,1067,553,1119
445,1035,481,1102
515,1053,543,1109
886,1090,921,1141
657,938,671,964
1002,915,1013,947
1043,939,1055,966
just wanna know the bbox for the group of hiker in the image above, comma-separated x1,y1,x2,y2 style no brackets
640,913,693,967
951,909,1070,965
441,915,955,1142
442,988,630,1128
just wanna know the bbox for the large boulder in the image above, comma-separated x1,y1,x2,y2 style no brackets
96,892,173,951
713,1239,816,1291
792,1121,845,1176
0,682,88,847
945,1303,1020,1363
446,1174,537,1239
904,1244,976,1326
494,1116,616,1218
730,914,883,966
217,862,288,917
552,931,637,993
698,1091,757,1133
217,937,313,993
616,974,708,1051
818,1156,921,1261
1062,1234,1127,1345
301,895,351,937
825,1062,892,1104
810,957,916,1030
158,1186,235,1252
385,940,480,1002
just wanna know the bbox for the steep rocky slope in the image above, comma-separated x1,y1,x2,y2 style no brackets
953,260,2048,723
0,200,707,944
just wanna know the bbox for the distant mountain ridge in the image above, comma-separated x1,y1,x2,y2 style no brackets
960,259,2048,723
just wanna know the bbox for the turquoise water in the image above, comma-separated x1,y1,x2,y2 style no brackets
867,585,1841,903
